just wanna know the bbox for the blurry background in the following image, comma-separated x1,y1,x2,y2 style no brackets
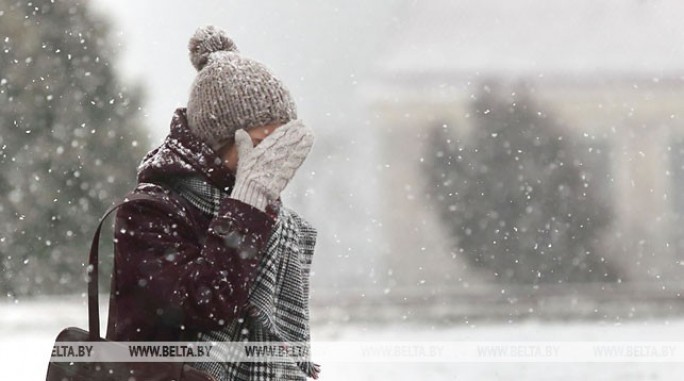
4,0,684,379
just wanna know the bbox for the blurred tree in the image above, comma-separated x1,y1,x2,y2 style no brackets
0,0,148,297
424,82,618,284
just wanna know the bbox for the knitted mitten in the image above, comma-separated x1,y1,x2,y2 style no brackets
230,119,314,212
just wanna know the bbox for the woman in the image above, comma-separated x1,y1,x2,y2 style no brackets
106,25,320,380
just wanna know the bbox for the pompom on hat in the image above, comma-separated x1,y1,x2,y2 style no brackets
186,25,298,151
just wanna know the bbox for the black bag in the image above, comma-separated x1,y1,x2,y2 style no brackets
45,193,217,381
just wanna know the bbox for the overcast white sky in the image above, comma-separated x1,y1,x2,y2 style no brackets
89,0,684,145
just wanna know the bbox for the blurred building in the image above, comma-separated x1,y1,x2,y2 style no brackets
366,0,684,288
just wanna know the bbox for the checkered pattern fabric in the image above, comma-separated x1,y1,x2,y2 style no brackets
173,175,317,380
170,175,225,215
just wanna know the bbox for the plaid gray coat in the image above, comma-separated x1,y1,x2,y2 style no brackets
172,176,318,380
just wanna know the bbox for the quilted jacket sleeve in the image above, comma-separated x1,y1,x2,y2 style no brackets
113,187,276,333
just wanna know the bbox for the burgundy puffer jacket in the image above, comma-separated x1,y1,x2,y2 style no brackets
106,108,279,342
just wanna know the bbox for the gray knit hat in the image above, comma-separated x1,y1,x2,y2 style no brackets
186,25,298,151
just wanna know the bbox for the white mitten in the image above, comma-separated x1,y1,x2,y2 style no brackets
230,119,314,212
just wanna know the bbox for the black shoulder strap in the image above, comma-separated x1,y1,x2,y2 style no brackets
87,193,167,341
